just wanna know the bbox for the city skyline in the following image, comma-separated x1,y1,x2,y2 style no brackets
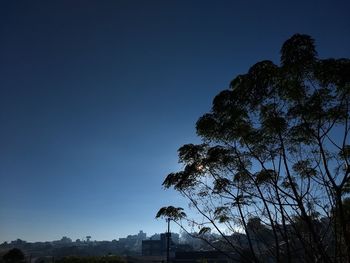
2,230,175,243
1,0,350,243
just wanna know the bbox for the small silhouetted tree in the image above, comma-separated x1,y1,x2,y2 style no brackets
3,248,25,263
157,34,350,262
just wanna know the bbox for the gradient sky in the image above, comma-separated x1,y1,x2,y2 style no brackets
0,0,349,243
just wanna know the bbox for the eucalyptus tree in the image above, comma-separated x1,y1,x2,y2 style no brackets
157,34,350,262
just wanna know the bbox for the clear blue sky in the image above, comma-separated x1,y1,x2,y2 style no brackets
0,0,349,242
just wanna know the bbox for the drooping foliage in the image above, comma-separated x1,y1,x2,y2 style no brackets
157,34,350,262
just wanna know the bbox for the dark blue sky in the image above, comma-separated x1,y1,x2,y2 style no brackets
0,0,349,242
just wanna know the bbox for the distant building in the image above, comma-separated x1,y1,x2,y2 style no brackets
125,255,165,263
118,231,147,253
142,233,190,258
142,233,168,257
141,240,163,257
174,251,234,263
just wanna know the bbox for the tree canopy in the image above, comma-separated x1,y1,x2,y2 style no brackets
2,248,25,263
157,34,350,262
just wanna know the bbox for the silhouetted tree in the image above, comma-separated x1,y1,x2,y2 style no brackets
2,248,25,263
157,34,350,262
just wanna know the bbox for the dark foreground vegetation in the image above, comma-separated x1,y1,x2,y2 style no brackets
55,256,125,263
0,248,125,263
158,34,350,262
